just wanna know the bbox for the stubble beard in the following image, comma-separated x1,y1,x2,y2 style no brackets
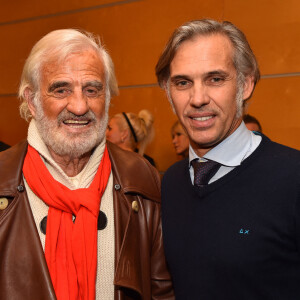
166,80,244,119
166,79,245,149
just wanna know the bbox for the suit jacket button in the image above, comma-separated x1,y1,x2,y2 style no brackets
114,184,121,190
132,200,139,212
0,198,8,210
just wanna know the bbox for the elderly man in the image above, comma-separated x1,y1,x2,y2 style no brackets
156,19,300,299
0,29,173,300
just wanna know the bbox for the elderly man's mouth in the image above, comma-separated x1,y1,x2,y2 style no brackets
63,120,90,127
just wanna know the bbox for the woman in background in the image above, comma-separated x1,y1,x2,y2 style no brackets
106,110,156,167
171,121,189,159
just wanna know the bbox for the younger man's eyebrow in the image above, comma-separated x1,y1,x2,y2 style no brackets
170,75,191,82
205,70,229,77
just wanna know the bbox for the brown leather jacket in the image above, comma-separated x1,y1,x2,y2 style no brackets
0,141,174,300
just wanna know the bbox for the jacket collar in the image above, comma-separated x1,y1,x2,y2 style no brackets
0,140,160,202
0,140,28,196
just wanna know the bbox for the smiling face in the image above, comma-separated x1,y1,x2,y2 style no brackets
29,49,108,158
168,34,253,157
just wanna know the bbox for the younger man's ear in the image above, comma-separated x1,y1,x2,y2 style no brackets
242,76,255,100
24,87,37,118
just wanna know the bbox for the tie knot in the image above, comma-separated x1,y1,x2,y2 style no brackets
192,159,221,187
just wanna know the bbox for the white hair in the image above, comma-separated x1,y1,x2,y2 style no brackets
19,29,118,121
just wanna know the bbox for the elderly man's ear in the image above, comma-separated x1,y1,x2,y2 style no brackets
24,87,37,118
242,76,255,101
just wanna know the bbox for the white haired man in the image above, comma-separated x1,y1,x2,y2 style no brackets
0,29,174,300
156,19,300,299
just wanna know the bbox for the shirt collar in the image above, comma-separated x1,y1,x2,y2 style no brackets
189,122,252,167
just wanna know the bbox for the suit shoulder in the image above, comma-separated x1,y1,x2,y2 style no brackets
263,136,300,164
107,142,161,201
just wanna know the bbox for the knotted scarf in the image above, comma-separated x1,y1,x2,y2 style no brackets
23,144,111,300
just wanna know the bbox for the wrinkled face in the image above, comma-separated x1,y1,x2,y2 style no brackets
172,124,189,157
30,49,108,158
106,117,124,146
168,34,253,157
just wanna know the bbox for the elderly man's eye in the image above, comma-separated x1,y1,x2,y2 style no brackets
85,87,100,97
54,88,70,97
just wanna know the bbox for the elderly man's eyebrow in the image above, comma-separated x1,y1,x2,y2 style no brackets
83,81,104,90
48,81,71,92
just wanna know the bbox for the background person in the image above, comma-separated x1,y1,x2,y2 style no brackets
243,113,262,132
0,29,173,300
171,120,189,159
106,110,156,166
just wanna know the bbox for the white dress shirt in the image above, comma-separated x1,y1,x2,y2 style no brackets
189,121,262,184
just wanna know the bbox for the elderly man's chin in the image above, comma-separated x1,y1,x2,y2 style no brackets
35,114,108,159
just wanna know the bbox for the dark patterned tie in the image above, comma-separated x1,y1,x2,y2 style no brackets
192,159,221,187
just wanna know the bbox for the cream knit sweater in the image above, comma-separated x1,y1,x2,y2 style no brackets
25,120,115,299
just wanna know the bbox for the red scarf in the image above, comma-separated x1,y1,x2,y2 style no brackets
23,144,111,300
